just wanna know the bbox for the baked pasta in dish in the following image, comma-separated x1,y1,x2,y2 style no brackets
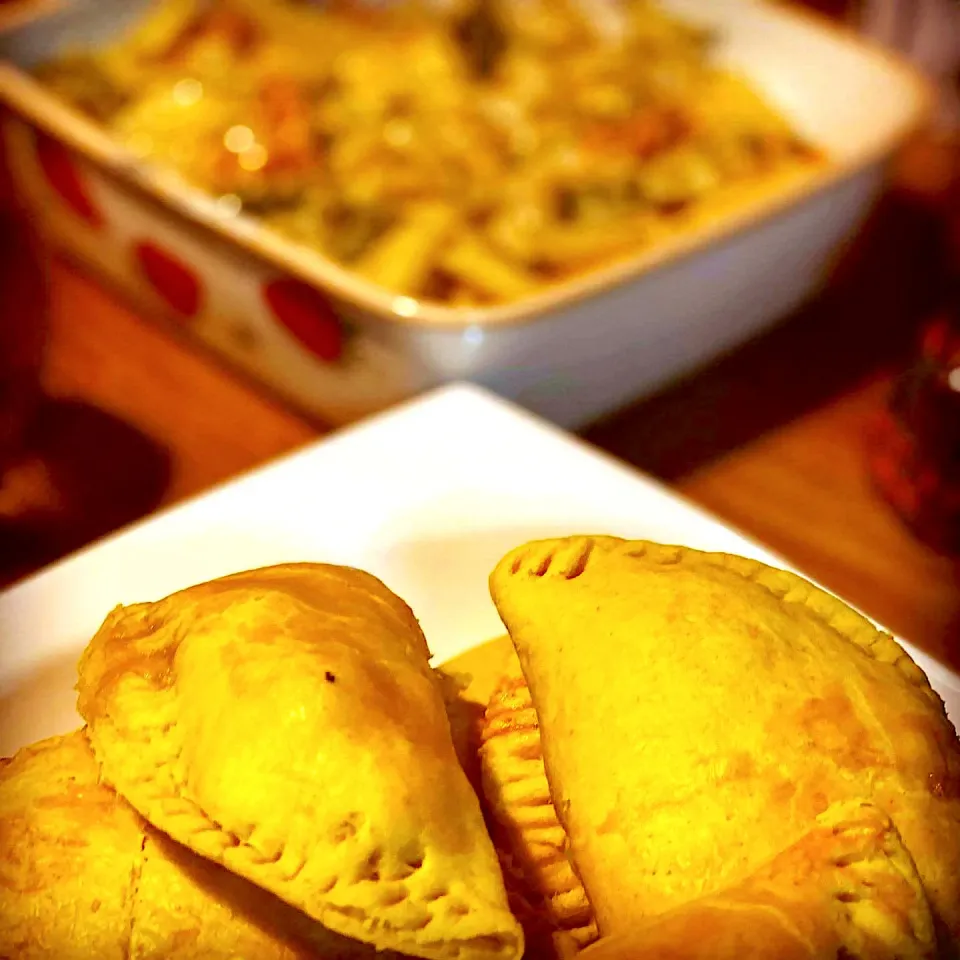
36,0,824,305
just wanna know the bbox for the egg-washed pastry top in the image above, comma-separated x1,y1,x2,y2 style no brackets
489,536,960,948
77,562,523,960
575,799,938,960
0,728,373,959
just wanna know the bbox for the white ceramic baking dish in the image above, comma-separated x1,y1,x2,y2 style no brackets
0,0,932,428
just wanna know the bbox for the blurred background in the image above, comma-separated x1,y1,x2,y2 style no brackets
0,0,958,664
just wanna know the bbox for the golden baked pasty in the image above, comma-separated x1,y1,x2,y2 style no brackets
576,800,938,960
480,648,598,957
0,729,375,959
131,823,387,959
77,563,523,960
489,536,960,946
0,730,143,959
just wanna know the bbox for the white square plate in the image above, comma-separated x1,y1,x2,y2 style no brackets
2,382,958,759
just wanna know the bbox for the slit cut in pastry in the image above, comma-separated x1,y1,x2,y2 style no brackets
479,648,598,958
576,800,939,960
489,536,960,948
0,729,384,959
76,563,524,960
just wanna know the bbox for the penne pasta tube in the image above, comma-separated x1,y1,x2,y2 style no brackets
534,214,667,268
440,231,540,301
353,202,458,295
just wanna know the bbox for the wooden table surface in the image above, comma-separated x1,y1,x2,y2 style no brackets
2,140,959,673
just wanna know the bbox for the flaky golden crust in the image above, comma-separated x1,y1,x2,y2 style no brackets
480,652,598,956
490,537,960,947
132,829,378,959
577,801,938,960
77,563,523,960
0,729,371,959
0,730,142,959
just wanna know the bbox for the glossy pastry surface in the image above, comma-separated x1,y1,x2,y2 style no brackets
77,562,523,960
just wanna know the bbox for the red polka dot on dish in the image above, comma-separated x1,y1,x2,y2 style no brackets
135,241,203,319
263,277,343,363
34,132,103,228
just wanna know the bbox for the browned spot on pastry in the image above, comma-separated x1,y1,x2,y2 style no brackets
793,686,889,774
768,777,796,807
78,604,183,725
90,650,176,718
717,752,755,785
929,772,960,800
